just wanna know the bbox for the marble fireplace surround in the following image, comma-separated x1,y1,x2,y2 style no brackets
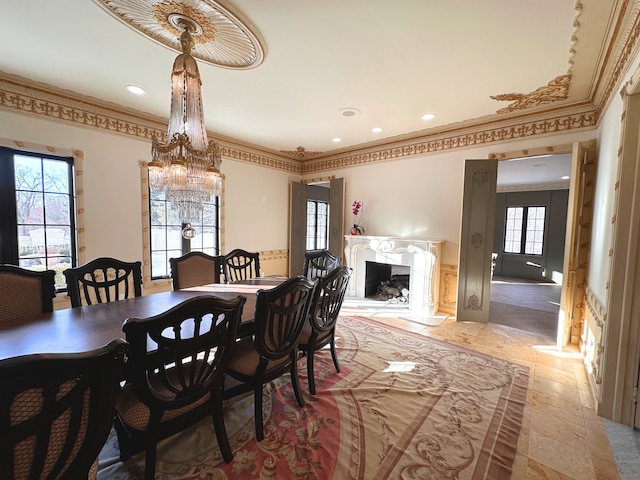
344,235,443,319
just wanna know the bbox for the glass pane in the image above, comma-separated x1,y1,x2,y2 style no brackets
202,204,216,225
524,206,545,256
14,155,43,191
190,230,204,250
504,207,523,253
15,190,44,224
166,206,181,226
167,226,182,250
200,227,215,249
150,200,167,225
42,159,69,193
150,188,165,201
151,251,168,277
151,226,167,250
44,192,70,224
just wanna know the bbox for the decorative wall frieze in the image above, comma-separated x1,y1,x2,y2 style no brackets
585,283,607,328
0,71,598,175
301,107,597,174
0,72,301,174
584,283,606,387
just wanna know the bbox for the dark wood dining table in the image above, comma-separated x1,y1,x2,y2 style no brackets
0,277,287,361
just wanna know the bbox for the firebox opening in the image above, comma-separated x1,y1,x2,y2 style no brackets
365,261,411,303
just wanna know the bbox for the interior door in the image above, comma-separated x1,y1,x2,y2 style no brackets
289,178,345,277
328,177,344,261
457,159,498,322
288,181,308,277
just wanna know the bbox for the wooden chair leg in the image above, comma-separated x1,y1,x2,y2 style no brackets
330,338,340,373
255,384,265,441
211,390,233,463
144,442,157,480
290,355,305,407
307,348,317,395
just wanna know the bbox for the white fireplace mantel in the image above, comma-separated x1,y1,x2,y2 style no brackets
344,235,443,317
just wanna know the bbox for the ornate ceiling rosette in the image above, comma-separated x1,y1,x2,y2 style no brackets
93,0,264,69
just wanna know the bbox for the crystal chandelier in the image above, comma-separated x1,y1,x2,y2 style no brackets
148,21,222,232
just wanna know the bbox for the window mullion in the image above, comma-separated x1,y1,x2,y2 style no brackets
520,207,528,254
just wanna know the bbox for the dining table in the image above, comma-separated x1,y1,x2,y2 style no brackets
0,277,288,361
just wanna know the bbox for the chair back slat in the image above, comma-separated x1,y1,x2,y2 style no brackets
223,249,260,282
0,339,127,480
253,276,317,361
63,257,142,307
312,266,352,332
303,249,341,279
123,295,246,410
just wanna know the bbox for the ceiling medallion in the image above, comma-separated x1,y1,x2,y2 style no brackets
93,0,264,69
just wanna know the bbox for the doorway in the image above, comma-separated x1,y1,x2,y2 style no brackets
457,142,595,348
489,157,571,337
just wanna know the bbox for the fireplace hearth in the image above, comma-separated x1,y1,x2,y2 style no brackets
344,235,443,318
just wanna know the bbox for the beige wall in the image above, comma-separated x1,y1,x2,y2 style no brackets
311,131,596,267
0,105,598,288
0,109,300,281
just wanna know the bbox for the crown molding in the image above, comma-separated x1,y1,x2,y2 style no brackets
301,103,597,174
0,71,598,176
497,181,570,193
592,0,640,117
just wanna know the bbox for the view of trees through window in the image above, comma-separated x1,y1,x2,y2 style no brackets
0,148,75,289
149,187,220,279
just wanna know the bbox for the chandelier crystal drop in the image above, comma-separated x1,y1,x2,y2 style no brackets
149,22,222,228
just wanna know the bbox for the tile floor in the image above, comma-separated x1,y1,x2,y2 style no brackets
340,297,623,479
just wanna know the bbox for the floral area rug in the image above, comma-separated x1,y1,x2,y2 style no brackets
98,315,529,479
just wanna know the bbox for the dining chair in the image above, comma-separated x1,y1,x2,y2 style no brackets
224,275,318,441
169,251,223,290
114,295,246,479
0,339,127,480
303,249,341,279
63,257,142,307
0,264,56,322
298,266,352,394
223,249,260,282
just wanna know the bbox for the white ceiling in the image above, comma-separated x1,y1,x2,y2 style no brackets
1,0,615,171
497,153,572,187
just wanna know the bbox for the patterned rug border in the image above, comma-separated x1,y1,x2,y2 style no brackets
346,314,530,479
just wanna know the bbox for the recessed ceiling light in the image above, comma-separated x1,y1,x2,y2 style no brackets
338,107,361,117
126,84,145,95
561,175,570,180
332,137,342,143
372,127,383,133
421,113,436,121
